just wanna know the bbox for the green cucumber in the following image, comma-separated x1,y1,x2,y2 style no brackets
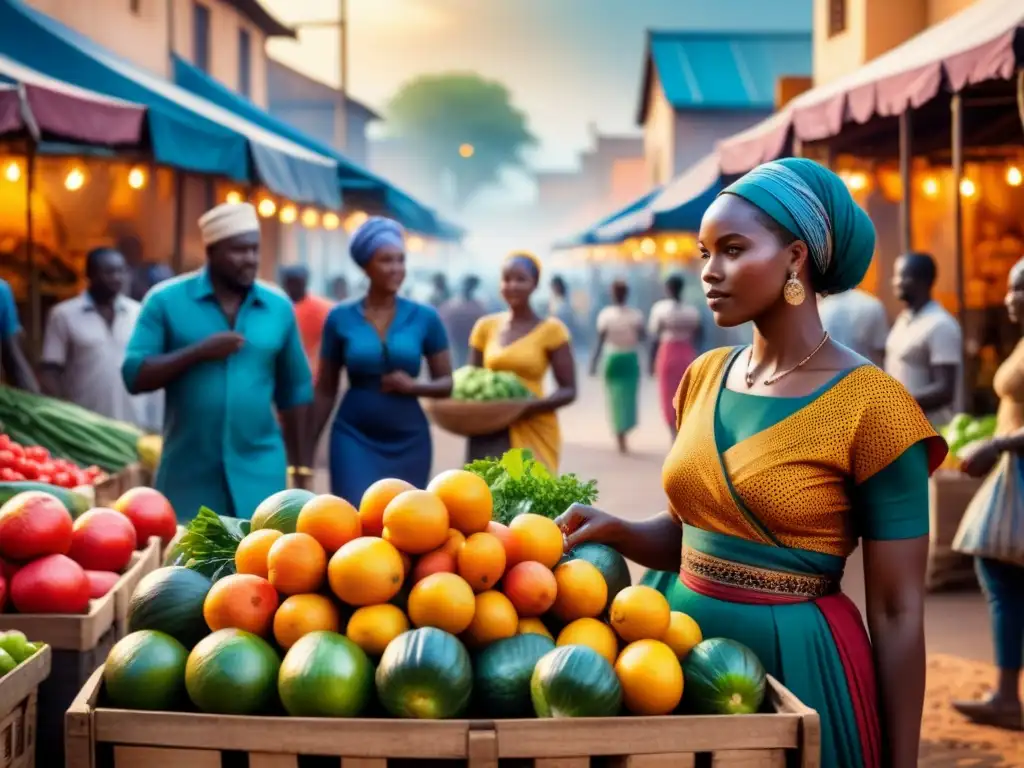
0,482,92,517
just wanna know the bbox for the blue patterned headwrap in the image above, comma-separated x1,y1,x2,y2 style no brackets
503,251,541,282
722,158,876,295
349,216,406,267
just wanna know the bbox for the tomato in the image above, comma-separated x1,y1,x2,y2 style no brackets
0,434,10,450
0,468,18,481
17,460,37,480
36,474,52,485
7,443,24,458
24,446,49,463
52,472,73,488
0,450,15,469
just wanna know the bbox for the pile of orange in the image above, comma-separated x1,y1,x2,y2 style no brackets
217,470,704,716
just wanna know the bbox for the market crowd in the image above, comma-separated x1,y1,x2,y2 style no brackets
0,156,1022,767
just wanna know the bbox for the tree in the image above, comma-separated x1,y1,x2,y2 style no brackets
386,73,536,206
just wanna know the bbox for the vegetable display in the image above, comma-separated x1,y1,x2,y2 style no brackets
465,449,598,525
0,385,141,472
0,435,104,488
452,366,532,401
103,470,767,721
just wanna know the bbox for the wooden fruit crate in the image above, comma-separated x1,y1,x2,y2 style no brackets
65,671,819,768
927,471,984,592
0,646,51,768
94,464,149,508
0,538,161,652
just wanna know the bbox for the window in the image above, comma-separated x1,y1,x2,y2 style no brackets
238,28,252,98
192,2,211,73
828,0,847,37
129,0,141,14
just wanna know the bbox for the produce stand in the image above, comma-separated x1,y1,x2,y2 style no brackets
65,672,819,768
0,539,159,767
0,646,50,768
927,471,984,592
93,464,148,508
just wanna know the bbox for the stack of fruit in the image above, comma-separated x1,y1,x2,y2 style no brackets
0,487,176,615
0,630,45,677
103,473,767,720
0,435,106,488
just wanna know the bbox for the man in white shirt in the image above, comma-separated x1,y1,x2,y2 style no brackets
819,289,889,365
885,252,963,426
41,247,157,429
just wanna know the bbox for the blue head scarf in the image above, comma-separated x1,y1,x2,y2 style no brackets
504,251,541,283
349,216,405,268
722,158,876,295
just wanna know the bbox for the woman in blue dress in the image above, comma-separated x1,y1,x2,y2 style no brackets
309,217,453,504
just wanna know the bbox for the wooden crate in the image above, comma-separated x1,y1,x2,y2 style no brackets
94,464,148,508
927,471,984,592
0,540,160,652
0,646,51,768
66,671,819,768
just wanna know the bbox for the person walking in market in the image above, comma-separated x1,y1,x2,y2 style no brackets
39,247,158,430
557,158,947,768
819,287,889,366
590,279,645,454
280,265,333,379
308,217,453,505
439,275,487,370
0,277,39,393
648,272,701,438
885,252,964,425
949,257,1024,732
465,252,577,471
121,202,314,521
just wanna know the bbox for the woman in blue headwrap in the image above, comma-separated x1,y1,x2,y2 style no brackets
309,216,452,505
555,158,948,768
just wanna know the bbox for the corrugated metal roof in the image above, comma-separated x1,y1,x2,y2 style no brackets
637,30,812,122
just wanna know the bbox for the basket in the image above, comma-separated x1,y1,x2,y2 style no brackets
424,398,530,437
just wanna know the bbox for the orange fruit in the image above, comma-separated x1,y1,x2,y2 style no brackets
557,618,619,666
615,639,684,715
609,586,671,642
407,572,476,634
486,521,519,563
203,573,279,637
399,551,413,577
509,514,563,569
427,470,493,535
457,532,507,592
234,529,283,578
550,560,607,622
346,604,410,656
516,617,553,640
411,549,457,584
328,536,405,606
296,494,361,554
502,561,557,617
440,529,466,557
382,490,449,555
267,532,327,595
359,478,415,537
272,593,341,649
463,590,518,647
663,612,703,660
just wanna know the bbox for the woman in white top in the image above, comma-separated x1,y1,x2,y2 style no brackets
590,279,645,453
648,273,702,437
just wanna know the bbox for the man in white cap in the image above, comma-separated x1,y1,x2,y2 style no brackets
121,202,313,522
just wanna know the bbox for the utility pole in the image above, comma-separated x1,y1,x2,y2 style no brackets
294,0,348,153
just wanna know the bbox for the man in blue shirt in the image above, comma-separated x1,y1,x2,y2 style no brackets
122,202,313,522
0,278,40,392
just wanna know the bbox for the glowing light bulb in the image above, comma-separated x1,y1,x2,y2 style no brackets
3,161,21,183
959,178,977,198
225,190,242,204
128,166,147,190
407,235,425,253
664,239,679,255
257,198,277,218
922,177,939,198
458,143,475,159
279,204,298,224
322,212,340,230
345,210,368,232
847,171,868,191
640,237,656,255
301,208,320,228
64,168,85,192
1007,166,1022,187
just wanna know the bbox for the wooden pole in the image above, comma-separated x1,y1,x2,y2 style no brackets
24,145,39,364
898,108,913,254
334,0,348,152
951,93,968,411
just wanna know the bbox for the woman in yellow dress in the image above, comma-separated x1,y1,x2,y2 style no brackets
466,252,577,470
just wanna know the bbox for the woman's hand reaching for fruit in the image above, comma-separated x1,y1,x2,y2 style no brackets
555,503,625,550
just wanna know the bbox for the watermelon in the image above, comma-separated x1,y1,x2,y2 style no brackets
104,630,188,710
531,645,622,718
185,629,280,715
561,543,631,612
375,627,472,719
127,567,212,648
250,489,316,534
278,631,373,717
682,638,766,715
474,633,555,717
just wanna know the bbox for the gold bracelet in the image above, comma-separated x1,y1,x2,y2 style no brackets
287,465,314,477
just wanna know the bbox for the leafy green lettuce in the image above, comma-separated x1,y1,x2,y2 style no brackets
465,448,598,525
164,506,249,582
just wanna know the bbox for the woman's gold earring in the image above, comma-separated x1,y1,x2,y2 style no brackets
783,271,806,306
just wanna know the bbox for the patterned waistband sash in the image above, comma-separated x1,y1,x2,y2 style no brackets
680,545,839,600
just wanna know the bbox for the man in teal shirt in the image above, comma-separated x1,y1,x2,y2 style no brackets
122,202,313,521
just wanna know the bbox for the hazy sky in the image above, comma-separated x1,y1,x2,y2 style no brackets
263,0,812,170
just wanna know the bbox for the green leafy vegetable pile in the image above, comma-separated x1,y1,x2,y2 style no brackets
452,366,532,401
465,448,598,525
163,506,249,581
